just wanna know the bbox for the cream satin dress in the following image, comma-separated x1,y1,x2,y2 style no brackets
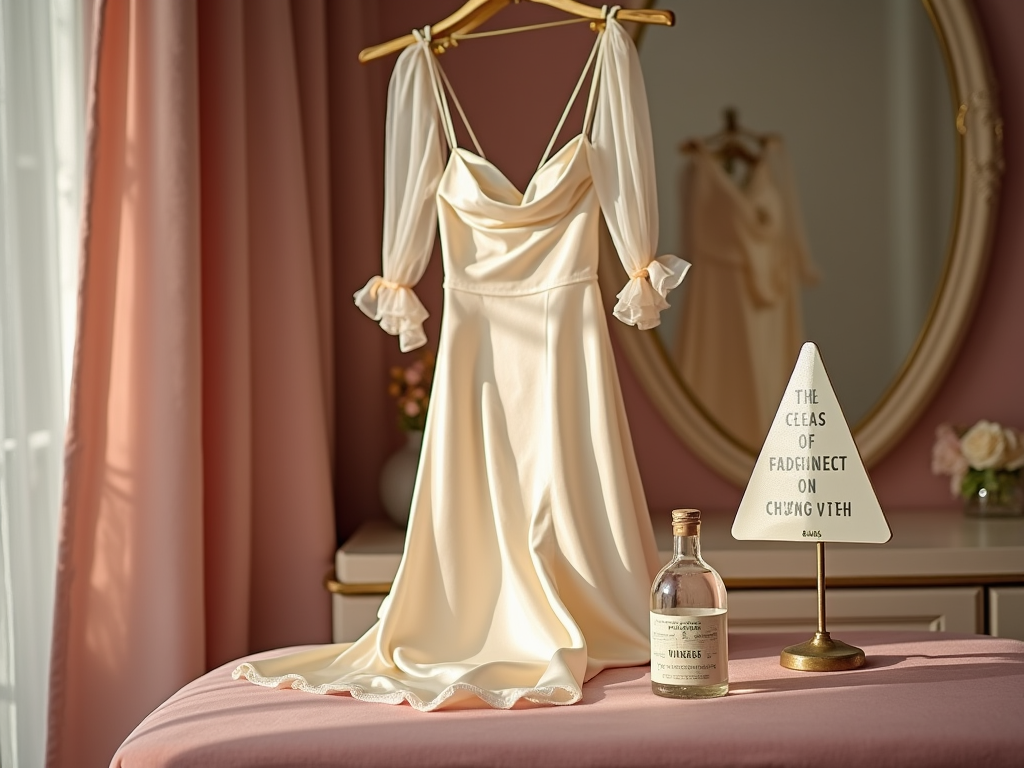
234,8,688,711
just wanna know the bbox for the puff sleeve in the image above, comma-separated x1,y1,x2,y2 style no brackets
587,15,689,330
353,41,444,352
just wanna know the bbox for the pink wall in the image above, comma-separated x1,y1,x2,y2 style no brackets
333,0,1023,539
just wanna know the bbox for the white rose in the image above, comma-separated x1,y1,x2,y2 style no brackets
960,420,1007,469
1003,428,1024,471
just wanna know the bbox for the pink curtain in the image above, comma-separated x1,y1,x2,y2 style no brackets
46,1,652,763
47,1,338,765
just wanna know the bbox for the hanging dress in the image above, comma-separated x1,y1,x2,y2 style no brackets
234,7,688,711
673,138,819,450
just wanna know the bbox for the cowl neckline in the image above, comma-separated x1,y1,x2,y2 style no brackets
443,133,592,210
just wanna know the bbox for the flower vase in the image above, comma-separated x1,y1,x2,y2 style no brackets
963,473,1024,518
379,431,423,527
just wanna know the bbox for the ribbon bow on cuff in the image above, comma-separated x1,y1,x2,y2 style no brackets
613,253,690,330
354,276,429,352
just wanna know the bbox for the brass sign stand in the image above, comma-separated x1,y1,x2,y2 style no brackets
780,541,864,671
732,343,889,672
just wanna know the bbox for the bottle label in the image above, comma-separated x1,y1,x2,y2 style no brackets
650,609,728,686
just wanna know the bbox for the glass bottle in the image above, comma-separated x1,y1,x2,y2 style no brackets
650,508,729,698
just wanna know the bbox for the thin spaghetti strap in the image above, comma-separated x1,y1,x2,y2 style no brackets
433,62,486,158
582,5,620,138
537,5,620,170
413,26,485,158
413,27,457,151
536,30,602,170
581,41,604,139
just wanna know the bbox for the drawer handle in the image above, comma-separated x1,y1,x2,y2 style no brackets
324,572,393,596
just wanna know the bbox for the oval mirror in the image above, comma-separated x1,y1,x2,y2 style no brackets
600,0,1003,486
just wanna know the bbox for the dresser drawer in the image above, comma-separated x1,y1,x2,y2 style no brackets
728,587,983,633
989,586,1024,640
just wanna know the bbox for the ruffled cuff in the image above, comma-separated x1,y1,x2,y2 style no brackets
613,254,690,330
353,276,429,352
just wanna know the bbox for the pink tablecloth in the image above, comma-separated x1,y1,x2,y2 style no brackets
112,631,1024,767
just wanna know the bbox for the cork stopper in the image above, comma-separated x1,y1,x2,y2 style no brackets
671,508,701,537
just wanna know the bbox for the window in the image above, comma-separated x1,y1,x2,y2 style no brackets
0,0,84,765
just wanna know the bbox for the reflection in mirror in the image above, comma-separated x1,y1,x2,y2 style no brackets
641,0,955,452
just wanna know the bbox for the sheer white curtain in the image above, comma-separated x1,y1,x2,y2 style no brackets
0,0,84,765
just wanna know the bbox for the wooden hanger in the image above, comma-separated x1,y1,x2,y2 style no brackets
681,107,771,171
358,0,675,64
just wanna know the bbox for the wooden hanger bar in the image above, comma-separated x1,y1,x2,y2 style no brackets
681,107,772,151
680,107,776,176
358,0,675,63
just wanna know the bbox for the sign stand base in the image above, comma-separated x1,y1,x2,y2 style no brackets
779,542,866,672
780,632,865,672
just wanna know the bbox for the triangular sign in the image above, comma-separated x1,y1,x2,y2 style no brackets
732,342,891,544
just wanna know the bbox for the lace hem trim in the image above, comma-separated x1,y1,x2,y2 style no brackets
231,663,583,712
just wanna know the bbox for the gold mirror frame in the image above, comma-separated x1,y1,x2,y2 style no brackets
601,0,1004,486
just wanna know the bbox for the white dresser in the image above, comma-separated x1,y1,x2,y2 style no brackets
327,508,1024,641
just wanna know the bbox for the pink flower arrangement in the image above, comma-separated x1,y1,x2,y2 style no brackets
388,350,435,432
932,420,1024,503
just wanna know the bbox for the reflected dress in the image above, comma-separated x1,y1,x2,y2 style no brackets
234,9,688,711
674,139,819,449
